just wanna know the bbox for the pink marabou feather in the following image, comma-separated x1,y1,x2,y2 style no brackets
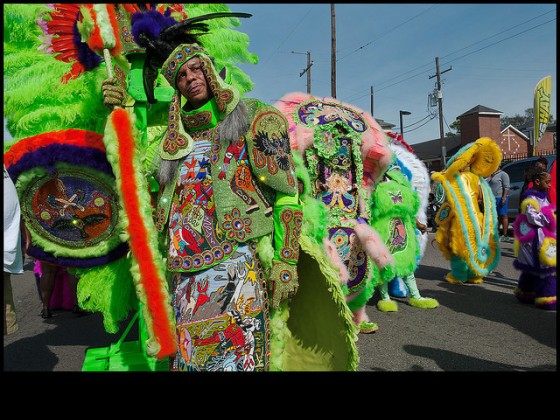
323,238,350,285
353,223,395,269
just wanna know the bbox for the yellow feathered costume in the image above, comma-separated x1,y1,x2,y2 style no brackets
431,137,502,283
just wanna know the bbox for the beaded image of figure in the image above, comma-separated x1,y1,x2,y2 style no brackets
275,92,395,334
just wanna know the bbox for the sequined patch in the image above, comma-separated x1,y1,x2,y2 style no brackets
328,226,367,291
386,217,408,254
295,99,368,133
278,208,302,264
171,244,270,371
251,110,295,188
167,138,238,272
23,168,119,248
163,94,189,155
222,208,253,242
182,111,213,129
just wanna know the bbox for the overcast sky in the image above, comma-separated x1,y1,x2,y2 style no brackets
4,3,556,147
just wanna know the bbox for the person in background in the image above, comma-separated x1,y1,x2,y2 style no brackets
512,169,556,310
520,156,549,200
487,162,511,242
547,159,556,206
35,260,83,319
4,165,27,335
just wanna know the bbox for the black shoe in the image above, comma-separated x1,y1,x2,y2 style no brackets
40,308,52,319
72,305,89,316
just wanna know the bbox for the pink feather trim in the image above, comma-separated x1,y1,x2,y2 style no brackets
323,238,350,285
353,223,394,269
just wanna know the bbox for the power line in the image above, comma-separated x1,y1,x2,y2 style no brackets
403,114,436,134
338,8,553,94
254,5,316,73
403,113,434,129
440,18,556,68
441,9,555,62
336,4,440,62
341,12,555,102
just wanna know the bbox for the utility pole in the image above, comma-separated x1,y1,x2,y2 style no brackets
291,50,313,94
370,85,374,116
331,3,336,98
429,57,452,167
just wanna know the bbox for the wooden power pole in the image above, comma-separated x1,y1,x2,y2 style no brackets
370,86,374,116
292,50,313,94
331,3,336,98
305,51,312,94
429,56,452,167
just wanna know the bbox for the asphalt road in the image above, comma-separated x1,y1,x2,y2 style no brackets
3,232,556,373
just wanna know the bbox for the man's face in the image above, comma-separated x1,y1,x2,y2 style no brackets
176,56,210,109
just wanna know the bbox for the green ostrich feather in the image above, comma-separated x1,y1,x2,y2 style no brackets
3,3,258,141
369,167,421,279
72,257,137,334
4,4,109,140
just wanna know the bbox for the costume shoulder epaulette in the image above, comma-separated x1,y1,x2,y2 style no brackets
244,99,297,195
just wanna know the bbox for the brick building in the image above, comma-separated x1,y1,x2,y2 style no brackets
408,104,556,171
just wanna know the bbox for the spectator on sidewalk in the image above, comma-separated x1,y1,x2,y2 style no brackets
487,163,511,242
35,260,84,319
4,165,26,335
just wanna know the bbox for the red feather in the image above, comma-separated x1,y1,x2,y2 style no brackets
46,21,77,31
61,62,86,83
55,51,78,63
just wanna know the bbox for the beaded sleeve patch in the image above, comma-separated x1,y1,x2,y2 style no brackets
251,110,296,188
276,207,303,264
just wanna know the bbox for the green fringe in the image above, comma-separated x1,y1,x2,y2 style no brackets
291,152,329,244
298,234,359,371
268,301,290,371
256,235,274,272
346,279,375,313
72,256,136,334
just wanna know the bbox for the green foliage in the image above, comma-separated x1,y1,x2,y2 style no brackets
500,107,556,131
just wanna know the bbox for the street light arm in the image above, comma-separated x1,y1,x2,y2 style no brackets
399,110,411,137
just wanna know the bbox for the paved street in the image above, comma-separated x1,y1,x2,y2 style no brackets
3,232,556,372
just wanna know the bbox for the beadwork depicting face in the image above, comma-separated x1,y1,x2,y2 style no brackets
176,56,210,109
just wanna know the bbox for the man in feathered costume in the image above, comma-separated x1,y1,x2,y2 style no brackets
385,133,432,298
370,133,439,311
431,137,502,284
4,4,358,371
274,92,395,334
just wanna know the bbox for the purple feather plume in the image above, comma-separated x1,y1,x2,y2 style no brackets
131,8,178,47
